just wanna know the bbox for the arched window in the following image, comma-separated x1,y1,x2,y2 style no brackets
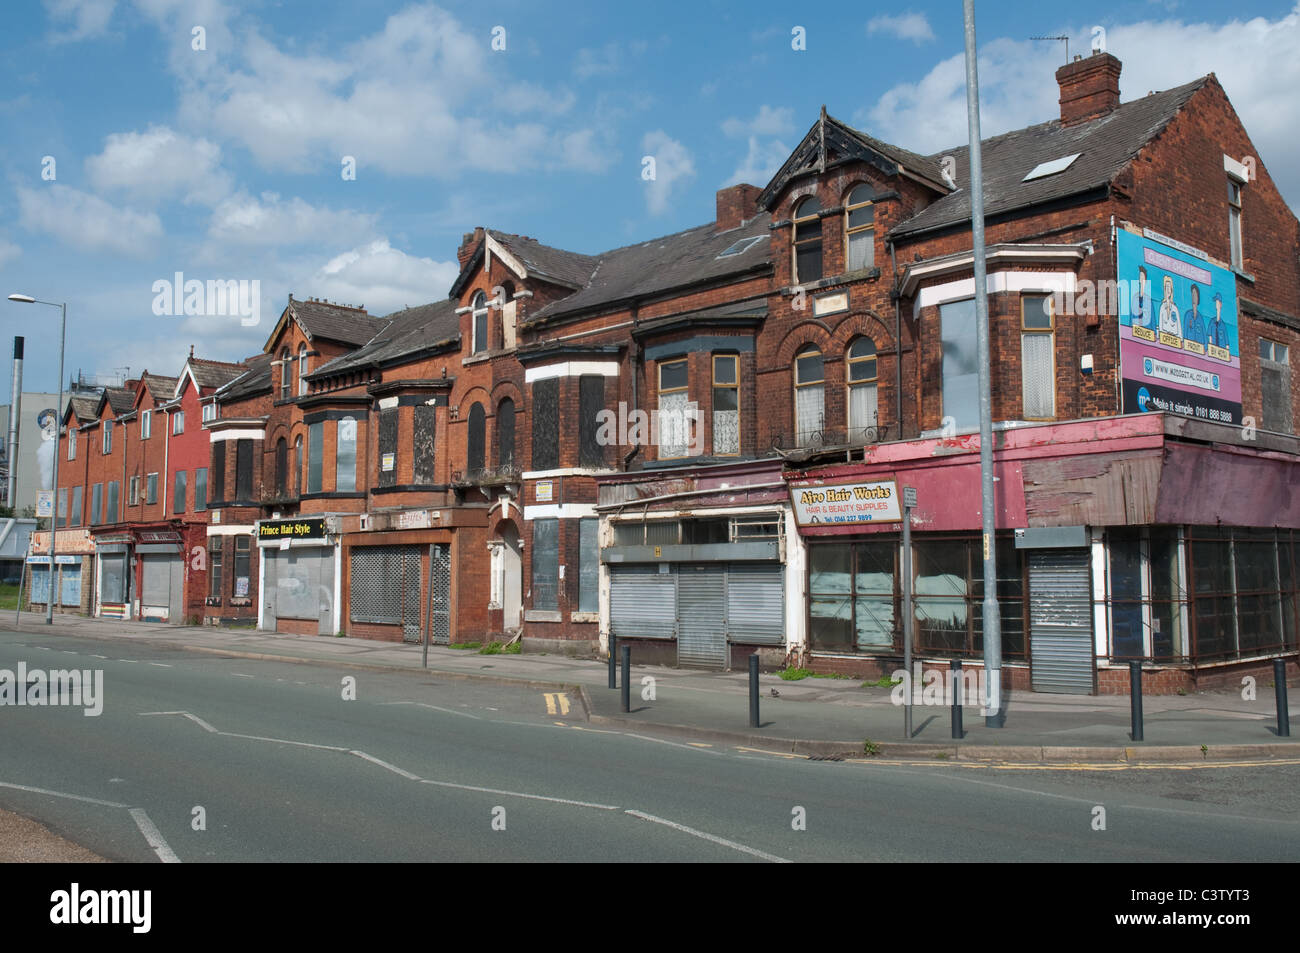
294,435,303,496
497,398,516,469
847,338,879,443
298,344,309,396
467,402,485,474
471,291,489,354
793,196,823,284
845,185,875,271
275,438,287,496
794,346,824,447
280,348,292,400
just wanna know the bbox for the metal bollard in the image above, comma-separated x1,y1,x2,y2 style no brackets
950,658,964,740
607,634,618,690
1275,658,1291,738
1129,660,1144,742
749,654,760,728
620,645,630,713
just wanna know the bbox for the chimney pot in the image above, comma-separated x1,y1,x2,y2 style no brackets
1056,52,1122,127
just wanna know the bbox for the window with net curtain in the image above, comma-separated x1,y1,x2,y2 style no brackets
658,359,690,459
847,337,878,442
794,346,824,446
845,185,875,271
1021,293,1055,419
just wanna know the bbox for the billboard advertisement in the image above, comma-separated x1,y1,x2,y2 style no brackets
1117,225,1241,424
789,477,901,526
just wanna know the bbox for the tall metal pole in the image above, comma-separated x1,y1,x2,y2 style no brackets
962,1,1002,726
902,487,915,739
7,336,22,508
48,303,65,625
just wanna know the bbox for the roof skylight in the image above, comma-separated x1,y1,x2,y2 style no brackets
1023,153,1082,181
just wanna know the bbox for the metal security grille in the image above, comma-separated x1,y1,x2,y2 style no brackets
726,563,784,644
401,549,422,643
609,565,676,640
141,555,173,606
430,544,451,645
676,563,727,667
1029,550,1095,694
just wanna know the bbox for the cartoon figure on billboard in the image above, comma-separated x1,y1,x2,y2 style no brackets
1135,266,1154,329
1208,292,1231,349
1157,274,1181,337
1183,283,1208,347
36,408,58,491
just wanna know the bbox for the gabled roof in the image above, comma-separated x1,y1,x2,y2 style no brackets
757,109,952,210
139,373,178,403
449,231,600,299
96,386,135,419
65,395,100,426
215,353,274,404
310,300,460,378
187,358,246,390
525,216,773,325
890,76,1211,240
262,296,385,353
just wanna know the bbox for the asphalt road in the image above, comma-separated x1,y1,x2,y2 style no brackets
2,628,1298,862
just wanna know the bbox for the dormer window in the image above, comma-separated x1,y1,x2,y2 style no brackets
471,291,489,354
793,196,823,284
845,185,875,271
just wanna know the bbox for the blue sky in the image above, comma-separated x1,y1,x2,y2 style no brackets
2,0,1298,390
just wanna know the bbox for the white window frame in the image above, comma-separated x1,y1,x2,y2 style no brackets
141,410,152,439
298,345,309,396
1021,293,1057,420
102,420,112,455
173,410,185,435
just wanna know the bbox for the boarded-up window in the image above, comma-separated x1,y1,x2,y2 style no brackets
70,486,82,527
211,441,226,501
413,405,436,484
275,439,287,496
532,378,559,471
172,471,185,514
497,398,515,469
195,468,207,511
235,439,253,500
467,403,485,474
336,417,357,492
106,481,120,523
578,518,599,613
579,375,605,469
307,421,323,493
532,518,559,610
1261,339,1292,433
91,484,102,525
378,408,398,487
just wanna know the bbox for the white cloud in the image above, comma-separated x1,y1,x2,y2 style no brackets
866,13,936,44
44,0,115,43
138,3,598,178
574,42,623,79
557,129,617,173
306,239,459,315
721,105,796,139
641,130,695,216
86,126,231,205
207,192,378,246
857,9,1300,211
723,136,790,188
17,185,162,256
0,237,19,266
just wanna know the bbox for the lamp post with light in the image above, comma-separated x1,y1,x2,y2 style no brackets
7,294,66,625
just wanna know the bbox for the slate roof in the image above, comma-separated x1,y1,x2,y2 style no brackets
488,231,600,289
288,296,386,346
67,395,99,424
212,353,274,406
140,373,177,402
101,386,135,417
889,77,1210,239
525,216,772,325
187,358,248,391
309,299,460,378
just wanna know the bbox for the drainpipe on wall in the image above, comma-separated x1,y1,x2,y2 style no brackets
888,238,904,441
622,303,641,471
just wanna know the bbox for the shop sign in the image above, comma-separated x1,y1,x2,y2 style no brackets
789,477,901,526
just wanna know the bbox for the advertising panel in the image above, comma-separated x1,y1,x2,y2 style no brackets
1117,225,1240,424
789,477,901,526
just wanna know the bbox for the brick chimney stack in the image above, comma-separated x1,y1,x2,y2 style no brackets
1056,51,1122,127
716,183,761,231
458,226,485,268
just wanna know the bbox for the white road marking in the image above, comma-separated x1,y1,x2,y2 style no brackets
624,810,790,863
227,732,347,751
141,710,217,733
149,662,172,668
129,808,181,863
231,673,252,678
419,778,621,810
0,780,127,809
381,701,481,720
623,732,723,755
90,655,107,659
351,751,422,780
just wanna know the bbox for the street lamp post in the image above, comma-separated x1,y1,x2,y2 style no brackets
7,294,67,625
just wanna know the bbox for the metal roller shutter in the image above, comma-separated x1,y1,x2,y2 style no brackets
141,555,172,606
1029,550,1095,694
676,563,726,667
726,563,784,644
609,565,676,640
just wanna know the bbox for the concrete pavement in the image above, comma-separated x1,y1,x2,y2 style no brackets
8,610,1298,763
